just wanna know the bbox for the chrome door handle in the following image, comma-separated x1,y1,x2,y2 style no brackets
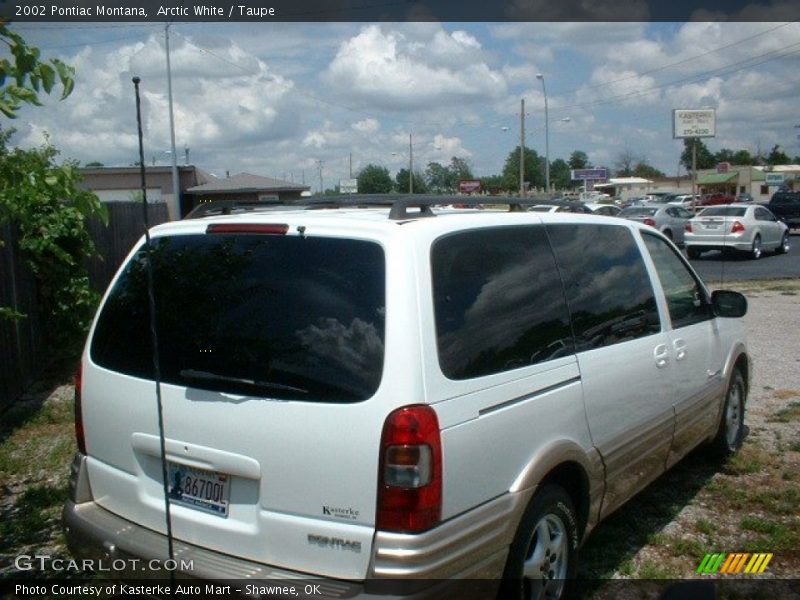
673,339,687,361
654,344,670,368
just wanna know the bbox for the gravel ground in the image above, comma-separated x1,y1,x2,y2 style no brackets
737,282,800,450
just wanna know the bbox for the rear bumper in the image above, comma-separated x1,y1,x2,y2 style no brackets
63,454,516,595
684,235,752,252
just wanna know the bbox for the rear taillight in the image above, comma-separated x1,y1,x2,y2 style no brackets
685,222,693,233
74,364,86,454
643,218,657,227
376,405,442,533
731,221,745,233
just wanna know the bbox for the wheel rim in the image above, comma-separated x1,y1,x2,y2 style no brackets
521,514,568,600
752,237,761,259
725,381,743,449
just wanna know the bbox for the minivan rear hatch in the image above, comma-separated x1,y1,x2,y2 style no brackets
82,226,386,578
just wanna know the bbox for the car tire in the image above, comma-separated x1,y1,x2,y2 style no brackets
776,231,790,254
501,485,579,600
687,246,701,260
749,235,762,260
711,369,746,456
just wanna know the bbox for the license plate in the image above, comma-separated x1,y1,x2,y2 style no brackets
167,462,230,517
704,223,719,229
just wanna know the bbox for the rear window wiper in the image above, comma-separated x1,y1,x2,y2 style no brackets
179,369,308,395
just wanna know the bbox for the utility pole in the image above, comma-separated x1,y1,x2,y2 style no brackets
409,133,414,194
692,138,697,211
165,24,180,220
316,159,323,194
349,152,352,179
520,98,525,197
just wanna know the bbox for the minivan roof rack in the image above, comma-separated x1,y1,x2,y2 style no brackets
302,194,562,220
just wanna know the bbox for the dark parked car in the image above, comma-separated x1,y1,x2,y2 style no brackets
764,191,800,229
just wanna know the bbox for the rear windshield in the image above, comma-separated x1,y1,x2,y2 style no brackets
699,207,747,217
620,207,657,216
91,233,385,403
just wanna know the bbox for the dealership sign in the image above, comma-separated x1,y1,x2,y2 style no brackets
571,168,608,181
765,173,785,187
673,109,716,139
458,179,482,194
339,178,358,194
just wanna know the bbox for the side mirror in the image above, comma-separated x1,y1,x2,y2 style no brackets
711,290,747,318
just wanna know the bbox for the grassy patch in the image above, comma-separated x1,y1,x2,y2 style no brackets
0,482,69,553
769,401,800,423
637,559,682,579
740,516,800,553
695,518,718,536
724,444,773,475
668,537,705,560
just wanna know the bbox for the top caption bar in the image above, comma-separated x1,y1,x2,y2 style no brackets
2,0,800,22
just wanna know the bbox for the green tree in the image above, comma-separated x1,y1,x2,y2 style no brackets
395,168,427,194
615,149,641,177
732,149,755,166
357,164,393,194
480,175,504,195
714,148,736,164
448,156,474,182
0,24,75,118
568,150,590,170
766,144,790,166
501,146,543,193
633,161,665,179
0,130,107,347
550,158,572,191
681,138,715,171
425,161,451,193
0,27,106,353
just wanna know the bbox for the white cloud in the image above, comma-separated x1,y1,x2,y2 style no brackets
321,24,507,110
352,118,380,133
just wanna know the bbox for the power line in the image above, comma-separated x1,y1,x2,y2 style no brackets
557,21,798,96
552,40,800,114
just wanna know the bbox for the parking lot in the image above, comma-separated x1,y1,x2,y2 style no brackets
688,231,800,283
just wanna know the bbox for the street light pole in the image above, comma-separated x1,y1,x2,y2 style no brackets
536,73,550,195
520,98,525,197
165,24,180,220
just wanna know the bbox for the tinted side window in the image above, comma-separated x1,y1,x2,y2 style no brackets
642,233,712,329
546,224,660,351
432,226,574,380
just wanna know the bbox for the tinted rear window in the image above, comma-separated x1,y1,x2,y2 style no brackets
91,234,385,403
699,207,747,217
431,226,573,380
546,224,660,350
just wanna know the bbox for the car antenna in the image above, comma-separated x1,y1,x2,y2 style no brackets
133,76,176,587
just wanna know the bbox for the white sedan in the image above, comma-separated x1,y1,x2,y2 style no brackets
685,204,790,260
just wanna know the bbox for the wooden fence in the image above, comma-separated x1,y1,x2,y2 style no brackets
0,202,169,409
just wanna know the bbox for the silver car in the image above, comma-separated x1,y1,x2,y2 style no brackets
685,204,790,260
619,205,694,245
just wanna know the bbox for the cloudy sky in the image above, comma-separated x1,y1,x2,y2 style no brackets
8,20,800,190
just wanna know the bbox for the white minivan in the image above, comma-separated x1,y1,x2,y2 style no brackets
64,197,749,599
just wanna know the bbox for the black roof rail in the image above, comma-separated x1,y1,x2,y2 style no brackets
301,194,564,220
